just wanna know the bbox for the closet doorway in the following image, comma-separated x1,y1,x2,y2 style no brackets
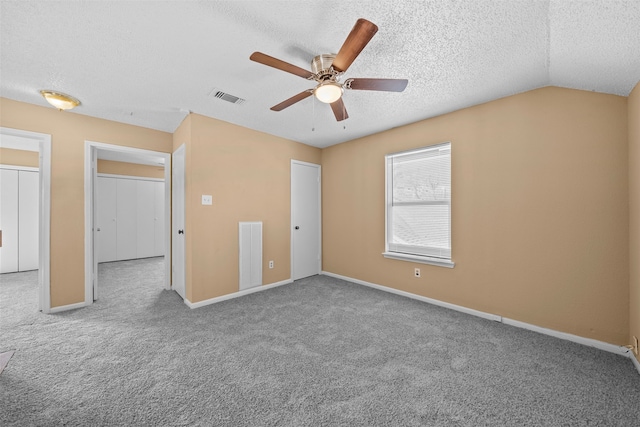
84,141,171,305
0,127,51,312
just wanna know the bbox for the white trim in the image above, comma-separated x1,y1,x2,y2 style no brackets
290,159,322,168
0,131,40,151
84,145,95,304
290,160,322,281
631,353,640,375
39,138,51,313
163,154,171,291
0,165,39,172
48,301,88,314
320,271,632,359
501,318,629,356
0,127,51,313
382,251,455,268
387,141,452,158
97,173,164,182
321,271,500,322
185,279,293,309
85,141,172,306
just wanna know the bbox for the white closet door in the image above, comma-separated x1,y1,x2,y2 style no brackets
154,181,164,256
291,161,321,280
116,178,137,261
136,180,155,259
0,169,19,273
18,170,39,271
97,177,117,262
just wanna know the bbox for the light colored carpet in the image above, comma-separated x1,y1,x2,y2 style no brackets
1,257,639,426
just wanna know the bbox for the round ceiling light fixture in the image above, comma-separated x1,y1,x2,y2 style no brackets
313,81,343,104
40,90,81,111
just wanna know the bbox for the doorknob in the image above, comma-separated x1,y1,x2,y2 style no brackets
178,229,184,234
294,226,300,230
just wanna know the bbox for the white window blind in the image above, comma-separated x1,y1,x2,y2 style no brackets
385,142,452,261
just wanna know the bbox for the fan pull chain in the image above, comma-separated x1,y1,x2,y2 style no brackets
311,96,315,131
343,102,347,129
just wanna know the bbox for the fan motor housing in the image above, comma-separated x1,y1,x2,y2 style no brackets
312,54,339,80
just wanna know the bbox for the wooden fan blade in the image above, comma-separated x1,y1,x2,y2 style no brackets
330,98,349,121
346,78,408,92
270,90,313,111
250,52,314,79
332,19,378,73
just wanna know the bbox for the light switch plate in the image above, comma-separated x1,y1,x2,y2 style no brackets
201,195,212,205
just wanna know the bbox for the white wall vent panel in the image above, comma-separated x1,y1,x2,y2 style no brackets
239,221,262,291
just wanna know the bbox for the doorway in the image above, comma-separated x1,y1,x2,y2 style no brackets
84,141,171,305
291,160,321,280
0,127,51,312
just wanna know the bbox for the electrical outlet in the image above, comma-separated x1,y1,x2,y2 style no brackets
634,336,639,356
201,195,212,205
414,268,421,278
269,260,274,269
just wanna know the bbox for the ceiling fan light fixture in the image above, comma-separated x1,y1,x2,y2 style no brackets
40,90,80,111
314,82,343,104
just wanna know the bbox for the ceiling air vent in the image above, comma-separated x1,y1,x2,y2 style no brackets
208,88,246,105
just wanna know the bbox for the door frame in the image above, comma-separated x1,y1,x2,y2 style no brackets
0,127,52,313
84,141,171,305
171,144,186,300
290,159,322,280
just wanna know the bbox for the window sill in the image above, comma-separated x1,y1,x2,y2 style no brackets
382,252,455,268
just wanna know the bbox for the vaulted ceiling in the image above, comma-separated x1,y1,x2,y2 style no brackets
1,1,639,148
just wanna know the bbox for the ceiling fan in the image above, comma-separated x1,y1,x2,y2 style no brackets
250,18,408,121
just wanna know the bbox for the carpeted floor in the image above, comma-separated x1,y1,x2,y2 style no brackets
1,257,639,426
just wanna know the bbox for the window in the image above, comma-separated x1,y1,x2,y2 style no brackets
383,142,454,268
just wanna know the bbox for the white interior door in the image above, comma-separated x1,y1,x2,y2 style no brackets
116,178,137,261
18,170,39,271
97,177,117,263
0,169,19,273
136,180,155,259
172,145,186,299
291,160,321,280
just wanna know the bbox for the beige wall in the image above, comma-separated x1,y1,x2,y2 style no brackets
0,147,39,168
177,113,321,303
630,81,640,362
0,98,172,307
97,159,164,179
322,86,629,345
1,85,634,351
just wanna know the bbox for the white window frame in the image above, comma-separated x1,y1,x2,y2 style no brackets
383,142,455,268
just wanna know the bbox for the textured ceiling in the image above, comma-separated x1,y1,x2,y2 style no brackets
1,1,639,149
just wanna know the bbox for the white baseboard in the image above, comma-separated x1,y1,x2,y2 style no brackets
501,317,628,356
632,353,640,375
321,271,631,359
185,279,293,309
48,301,88,314
321,271,501,322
